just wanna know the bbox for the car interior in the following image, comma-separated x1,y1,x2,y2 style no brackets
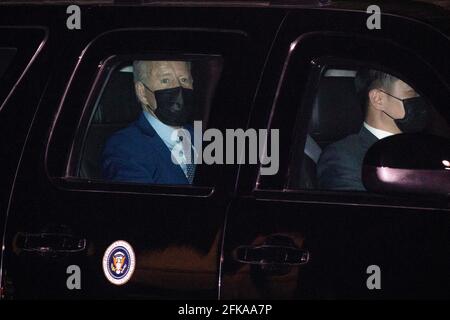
77,64,364,186
289,68,364,190
76,61,448,189
76,58,223,180
290,66,450,191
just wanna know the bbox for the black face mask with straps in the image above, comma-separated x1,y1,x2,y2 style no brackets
379,90,430,133
142,83,194,127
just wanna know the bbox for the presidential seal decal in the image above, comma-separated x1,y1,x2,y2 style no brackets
102,240,135,285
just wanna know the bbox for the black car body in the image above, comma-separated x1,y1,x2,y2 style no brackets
0,0,449,299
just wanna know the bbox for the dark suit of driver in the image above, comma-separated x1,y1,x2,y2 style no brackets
317,126,378,191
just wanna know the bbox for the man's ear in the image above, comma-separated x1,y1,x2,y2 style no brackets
135,82,148,106
368,88,385,111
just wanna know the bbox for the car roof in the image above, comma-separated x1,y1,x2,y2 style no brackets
0,0,448,9
1,0,449,36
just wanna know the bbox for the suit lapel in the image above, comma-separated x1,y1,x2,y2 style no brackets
359,126,379,150
135,112,188,183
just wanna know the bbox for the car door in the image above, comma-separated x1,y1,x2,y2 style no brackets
0,26,48,242
1,6,285,299
220,8,450,299
0,16,70,297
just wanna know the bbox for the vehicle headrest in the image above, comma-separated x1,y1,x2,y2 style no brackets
309,69,364,146
93,67,142,125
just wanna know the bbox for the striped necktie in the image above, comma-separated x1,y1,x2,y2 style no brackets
177,134,196,184
186,161,196,184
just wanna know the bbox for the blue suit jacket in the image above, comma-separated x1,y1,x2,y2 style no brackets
317,126,378,191
101,112,192,185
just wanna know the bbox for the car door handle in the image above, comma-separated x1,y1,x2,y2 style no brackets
14,232,87,256
234,244,309,266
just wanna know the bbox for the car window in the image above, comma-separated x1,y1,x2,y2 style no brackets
286,66,450,192
67,56,223,187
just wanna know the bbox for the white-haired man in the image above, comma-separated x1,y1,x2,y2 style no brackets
101,60,196,185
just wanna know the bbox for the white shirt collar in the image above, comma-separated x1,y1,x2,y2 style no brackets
363,122,395,140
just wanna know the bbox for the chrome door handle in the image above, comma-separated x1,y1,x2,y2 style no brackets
234,244,309,266
14,232,87,256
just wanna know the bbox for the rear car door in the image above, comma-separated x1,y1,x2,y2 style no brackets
1,5,285,299
221,8,450,299
0,19,66,294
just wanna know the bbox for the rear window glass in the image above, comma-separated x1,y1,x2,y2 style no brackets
68,56,224,187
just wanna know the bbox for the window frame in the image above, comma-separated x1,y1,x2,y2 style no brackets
44,27,252,197
254,32,450,210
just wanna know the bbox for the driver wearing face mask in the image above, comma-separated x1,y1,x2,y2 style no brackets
101,60,197,185
317,69,431,191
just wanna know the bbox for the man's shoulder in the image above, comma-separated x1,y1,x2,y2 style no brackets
321,133,362,158
103,121,153,156
106,123,138,143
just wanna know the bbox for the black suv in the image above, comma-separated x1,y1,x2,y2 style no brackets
0,0,449,299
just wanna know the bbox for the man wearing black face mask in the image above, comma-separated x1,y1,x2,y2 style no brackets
101,60,197,185
317,69,430,191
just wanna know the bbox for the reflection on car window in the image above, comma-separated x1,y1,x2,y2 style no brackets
0,47,17,83
288,67,450,192
77,57,223,186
